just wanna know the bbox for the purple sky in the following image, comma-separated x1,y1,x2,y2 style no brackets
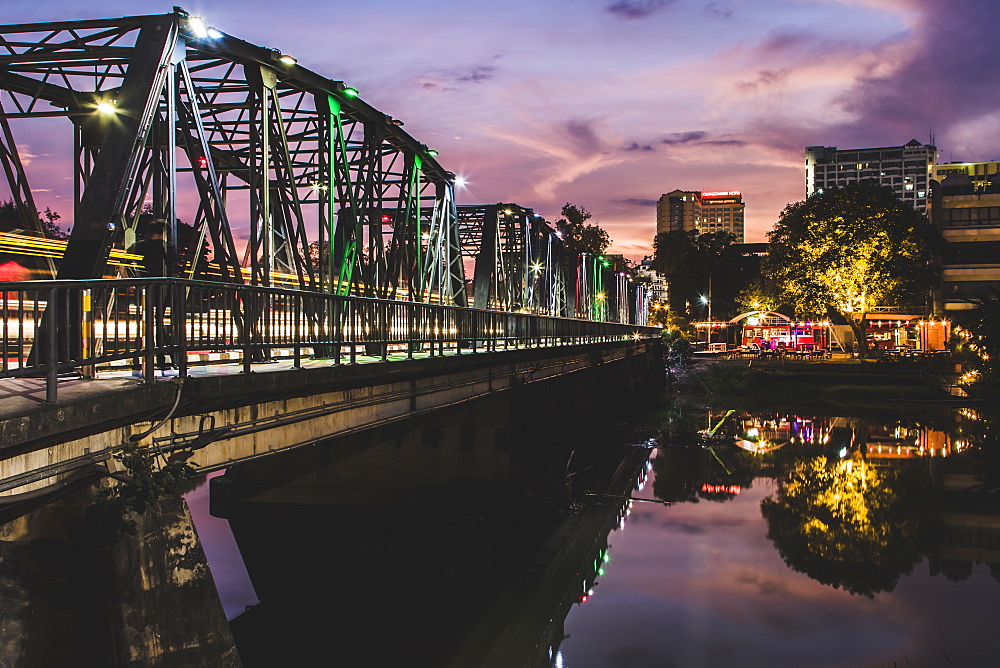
7,0,1000,260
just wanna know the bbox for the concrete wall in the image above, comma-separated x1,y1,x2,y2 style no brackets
0,488,239,666
1,341,662,496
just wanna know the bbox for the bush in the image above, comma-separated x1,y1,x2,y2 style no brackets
662,328,693,368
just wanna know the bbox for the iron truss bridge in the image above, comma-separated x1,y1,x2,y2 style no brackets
0,10,654,394
0,278,659,402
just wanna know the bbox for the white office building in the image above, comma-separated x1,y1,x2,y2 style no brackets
805,139,937,212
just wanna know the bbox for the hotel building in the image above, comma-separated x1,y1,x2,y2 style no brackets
655,190,745,241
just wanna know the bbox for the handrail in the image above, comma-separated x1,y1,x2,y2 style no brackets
1,278,660,402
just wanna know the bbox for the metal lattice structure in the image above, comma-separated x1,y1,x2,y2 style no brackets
0,10,465,304
457,203,567,315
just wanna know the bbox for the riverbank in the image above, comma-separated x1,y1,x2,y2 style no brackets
672,356,975,416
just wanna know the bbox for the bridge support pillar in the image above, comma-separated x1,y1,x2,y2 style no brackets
0,486,240,666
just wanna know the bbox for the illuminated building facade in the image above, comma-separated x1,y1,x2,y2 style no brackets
805,139,937,212
656,190,701,235
655,190,745,241
699,191,745,241
934,160,1000,190
931,172,1000,311
636,256,669,304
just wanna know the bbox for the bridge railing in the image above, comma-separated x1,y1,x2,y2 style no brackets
1,278,660,402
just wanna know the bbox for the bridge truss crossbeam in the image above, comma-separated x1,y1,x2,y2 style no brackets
0,10,465,304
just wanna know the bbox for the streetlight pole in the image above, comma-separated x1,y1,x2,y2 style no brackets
707,273,712,345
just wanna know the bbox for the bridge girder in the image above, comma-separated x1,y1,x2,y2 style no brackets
0,10,465,304
457,203,567,316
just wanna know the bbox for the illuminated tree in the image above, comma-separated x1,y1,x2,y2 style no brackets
761,454,930,596
661,327,693,369
736,277,781,314
764,182,941,356
952,298,1000,382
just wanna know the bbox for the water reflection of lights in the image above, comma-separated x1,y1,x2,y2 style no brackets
737,437,788,454
733,414,815,453
730,412,982,460
701,484,741,495
635,467,649,492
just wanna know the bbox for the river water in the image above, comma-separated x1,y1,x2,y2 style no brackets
186,404,1000,667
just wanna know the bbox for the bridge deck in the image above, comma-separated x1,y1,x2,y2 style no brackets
0,348,469,422
0,340,664,499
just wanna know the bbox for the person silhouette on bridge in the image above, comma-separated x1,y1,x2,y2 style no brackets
128,219,178,278
127,220,179,371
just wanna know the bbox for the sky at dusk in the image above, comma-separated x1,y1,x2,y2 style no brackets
6,0,1000,260
561,479,1000,666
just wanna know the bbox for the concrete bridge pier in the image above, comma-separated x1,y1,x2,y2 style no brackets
0,485,240,666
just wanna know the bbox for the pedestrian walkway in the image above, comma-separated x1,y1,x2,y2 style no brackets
0,348,470,422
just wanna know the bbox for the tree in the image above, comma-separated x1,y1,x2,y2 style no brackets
761,454,931,597
554,203,610,258
764,181,941,357
952,297,1000,382
736,277,781,314
661,327,693,369
40,208,68,240
0,199,68,239
653,229,749,318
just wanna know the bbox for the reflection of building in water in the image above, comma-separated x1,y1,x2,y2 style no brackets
864,422,955,459
725,409,1000,585
721,412,835,454
931,510,1000,585
720,411,972,461
701,484,742,495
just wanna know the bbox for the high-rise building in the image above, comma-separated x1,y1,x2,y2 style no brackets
930,172,1000,312
655,189,745,241
805,139,937,211
656,190,701,235
700,191,745,241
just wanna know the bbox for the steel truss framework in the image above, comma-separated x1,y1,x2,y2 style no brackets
457,203,568,316
575,253,648,325
0,10,465,304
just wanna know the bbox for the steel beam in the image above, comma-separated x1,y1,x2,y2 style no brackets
58,14,177,279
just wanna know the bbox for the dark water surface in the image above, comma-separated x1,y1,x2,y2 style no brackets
187,407,1000,667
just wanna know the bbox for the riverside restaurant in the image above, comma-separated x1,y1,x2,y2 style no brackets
710,311,951,357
